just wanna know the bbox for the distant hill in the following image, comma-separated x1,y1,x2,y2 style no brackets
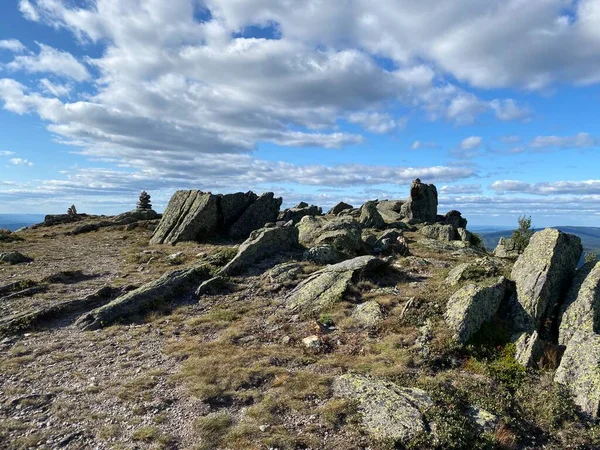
0,214,45,231
477,226,600,259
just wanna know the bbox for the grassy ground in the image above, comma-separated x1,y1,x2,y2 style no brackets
0,221,598,449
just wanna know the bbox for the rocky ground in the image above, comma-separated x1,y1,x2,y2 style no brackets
1,189,600,449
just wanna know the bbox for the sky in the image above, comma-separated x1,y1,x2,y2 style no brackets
0,1,600,226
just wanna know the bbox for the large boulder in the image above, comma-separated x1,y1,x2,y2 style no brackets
420,223,457,242
494,237,520,258
511,229,582,331
358,200,385,229
514,331,544,368
150,191,219,245
373,229,409,256
445,257,501,286
328,201,353,215
558,261,600,346
285,256,384,315
278,204,322,224
220,191,258,229
352,301,384,327
444,277,509,344
76,264,211,330
555,330,600,418
332,374,432,443
377,200,404,213
400,178,438,223
297,216,362,258
303,245,344,265
220,222,299,275
229,192,282,239
40,213,88,227
441,210,467,229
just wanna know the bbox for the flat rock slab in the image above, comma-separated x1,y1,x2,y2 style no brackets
445,257,502,286
332,374,432,443
76,264,211,330
555,330,600,418
559,261,600,346
511,228,582,331
285,255,385,315
0,251,33,265
444,277,509,344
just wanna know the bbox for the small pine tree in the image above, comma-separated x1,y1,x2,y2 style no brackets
137,191,152,211
585,252,598,264
511,215,533,254
67,204,78,216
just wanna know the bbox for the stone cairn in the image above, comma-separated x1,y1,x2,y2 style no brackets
67,204,78,216
137,191,152,211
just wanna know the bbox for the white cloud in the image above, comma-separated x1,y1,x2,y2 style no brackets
440,184,482,195
347,112,404,134
0,39,27,53
9,157,34,167
38,78,71,97
530,133,596,149
0,150,16,156
6,43,90,82
492,179,600,195
411,140,439,150
19,0,40,21
490,99,531,121
461,136,483,150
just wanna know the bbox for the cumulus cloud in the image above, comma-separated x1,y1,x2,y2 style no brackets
0,39,27,53
5,43,90,81
38,78,71,97
461,136,483,150
9,157,34,167
440,184,482,195
490,99,531,121
0,150,16,156
411,140,439,150
347,112,404,134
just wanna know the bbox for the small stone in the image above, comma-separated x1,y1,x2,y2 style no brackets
302,335,322,349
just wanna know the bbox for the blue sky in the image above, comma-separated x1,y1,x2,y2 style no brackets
1,0,600,226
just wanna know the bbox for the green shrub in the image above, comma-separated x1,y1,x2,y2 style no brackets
511,216,533,254
585,252,598,264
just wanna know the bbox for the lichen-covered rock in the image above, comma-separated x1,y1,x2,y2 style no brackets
150,191,219,245
373,229,409,256
352,301,384,327
555,330,600,418
441,210,467,229
76,264,211,330
514,331,544,368
195,276,226,296
332,374,432,443
558,261,600,346
377,200,404,213
511,228,582,331
266,262,303,290
358,200,385,229
400,178,438,223
220,222,298,275
444,277,509,344
303,245,344,265
494,237,520,258
278,204,322,224
328,201,353,215
297,216,362,257
229,192,282,239
445,257,501,286
220,191,258,229
0,251,33,265
420,223,457,242
285,256,385,315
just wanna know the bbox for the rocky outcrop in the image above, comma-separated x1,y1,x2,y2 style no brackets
332,374,432,443
328,201,353,215
278,204,322,224
511,229,582,331
377,200,404,213
420,223,456,242
220,222,299,275
444,277,509,344
358,201,385,229
228,192,282,239
150,191,219,245
373,229,409,256
0,251,33,265
39,213,88,227
494,237,520,258
150,190,281,244
76,264,211,330
400,178,438,223
303,245,344,265
286,256,385,315
220,191,258,229
558,261,600,346
555,330,600,418
441,210,467,229
297,216,362,258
